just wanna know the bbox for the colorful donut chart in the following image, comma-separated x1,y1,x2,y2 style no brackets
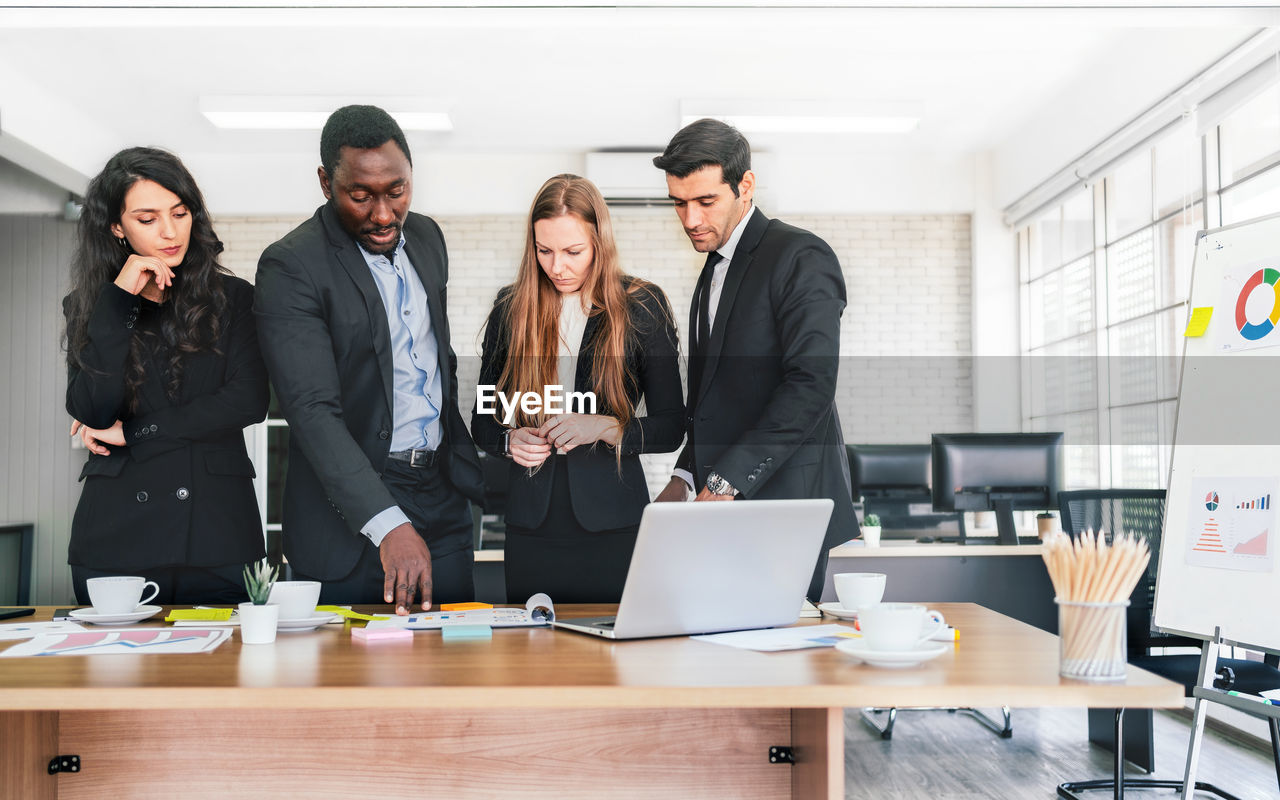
1234,267,1280,341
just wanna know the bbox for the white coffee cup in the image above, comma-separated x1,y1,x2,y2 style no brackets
267,580,321,620
86,576,159,615
858,603,946,651
833,572,886,611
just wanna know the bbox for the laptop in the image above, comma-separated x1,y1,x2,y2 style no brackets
552,498,834,640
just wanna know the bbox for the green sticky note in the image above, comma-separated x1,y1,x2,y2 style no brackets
316,605,389,621
441,624,492,641
1184,306,1213,337
165,608,234,622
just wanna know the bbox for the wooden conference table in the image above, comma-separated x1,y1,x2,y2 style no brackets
0,603,1181,799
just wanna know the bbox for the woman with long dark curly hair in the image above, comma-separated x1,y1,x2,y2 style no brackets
472,174,684,603
63,147,268,606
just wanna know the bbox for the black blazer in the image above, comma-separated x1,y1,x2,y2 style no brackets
65,276,268,571
471,281,684,531
678,208,858,574
255,205,484,581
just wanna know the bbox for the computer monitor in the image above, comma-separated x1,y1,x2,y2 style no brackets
847,444,931,500
931,432,1064,546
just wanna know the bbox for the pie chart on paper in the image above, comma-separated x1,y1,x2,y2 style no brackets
1205,491,1219,511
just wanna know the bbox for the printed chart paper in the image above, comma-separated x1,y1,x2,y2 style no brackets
690,624,860,652
1185,477,1278,573
0,628,231,657
365,593,555,630
0,621,86,641
1217,260,1280,353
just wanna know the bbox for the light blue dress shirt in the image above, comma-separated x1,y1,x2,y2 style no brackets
357,236,444,546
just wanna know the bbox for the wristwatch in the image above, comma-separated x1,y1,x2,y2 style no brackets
705,471,739,497
501,429,512,458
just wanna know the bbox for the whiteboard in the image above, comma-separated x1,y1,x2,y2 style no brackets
1153,212,1280,653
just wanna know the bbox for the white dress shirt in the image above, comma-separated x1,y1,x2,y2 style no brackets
674,205,757,493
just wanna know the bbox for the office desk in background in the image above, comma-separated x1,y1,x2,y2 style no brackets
475,538,1056,633
823,538,1057,633
0,603,1179,799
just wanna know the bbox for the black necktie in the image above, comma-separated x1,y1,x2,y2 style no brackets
696,252,722,353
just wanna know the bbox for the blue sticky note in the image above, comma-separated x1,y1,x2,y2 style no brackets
442,624,492,641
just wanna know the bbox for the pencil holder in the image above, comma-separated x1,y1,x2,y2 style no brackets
1056,598,1129,681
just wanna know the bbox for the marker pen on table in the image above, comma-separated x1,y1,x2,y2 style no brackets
1226,690,1275,705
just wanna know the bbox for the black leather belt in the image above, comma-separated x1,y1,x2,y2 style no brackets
387,448,439,468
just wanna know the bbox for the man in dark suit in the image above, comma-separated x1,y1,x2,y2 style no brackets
652,118,858,602
255,105,483,613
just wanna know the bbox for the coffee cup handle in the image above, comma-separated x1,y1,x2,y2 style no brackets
918,610,946,643
139,580,160,607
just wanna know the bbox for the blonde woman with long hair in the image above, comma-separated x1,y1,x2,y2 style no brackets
472,174,683,602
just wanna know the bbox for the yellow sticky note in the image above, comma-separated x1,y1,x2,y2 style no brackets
316,605,389,622
1185,306,1213,337
165,608,234,622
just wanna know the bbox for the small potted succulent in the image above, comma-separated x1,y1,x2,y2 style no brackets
239,558,280,645
861,513,882,547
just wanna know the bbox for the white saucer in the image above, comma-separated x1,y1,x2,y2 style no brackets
69,605,162,625
274,612,340,632
817,602,860,621
834,639,948,668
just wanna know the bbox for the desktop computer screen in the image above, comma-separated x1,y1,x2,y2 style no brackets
930,432,1064,545
847,444,962,537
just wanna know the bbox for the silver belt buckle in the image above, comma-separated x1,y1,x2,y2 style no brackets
409,448,431,468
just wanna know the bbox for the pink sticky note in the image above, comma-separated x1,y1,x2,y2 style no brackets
351,626,412,642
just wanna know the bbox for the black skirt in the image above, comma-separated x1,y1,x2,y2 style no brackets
503,456,639,604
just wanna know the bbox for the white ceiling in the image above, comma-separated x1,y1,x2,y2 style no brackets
0,5,1274,214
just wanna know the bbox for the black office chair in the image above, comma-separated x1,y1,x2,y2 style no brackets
0,523,33,605
1056,489,1280,799
476,451,509,550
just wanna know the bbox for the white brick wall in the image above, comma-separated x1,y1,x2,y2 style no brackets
214,208,972,496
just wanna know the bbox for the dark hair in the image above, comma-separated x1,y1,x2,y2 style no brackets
64,147,229,411
652,118,752,197
320,105,412,178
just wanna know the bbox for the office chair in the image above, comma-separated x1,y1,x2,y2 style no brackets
476,451,509,550
0,523,33,605
1056,489,1280,799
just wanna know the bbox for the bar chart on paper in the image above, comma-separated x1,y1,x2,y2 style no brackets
1186,477,1276,571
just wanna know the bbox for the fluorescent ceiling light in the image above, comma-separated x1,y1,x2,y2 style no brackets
199,98,452,131
681,114,918,134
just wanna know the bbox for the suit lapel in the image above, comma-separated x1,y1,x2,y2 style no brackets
695,208,770,405
402,224,453,405
321,205,395,414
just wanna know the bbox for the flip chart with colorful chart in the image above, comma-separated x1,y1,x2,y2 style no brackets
1155,213,1280,652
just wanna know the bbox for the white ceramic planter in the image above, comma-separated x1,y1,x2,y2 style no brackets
238,602,279,645
862,526,882,547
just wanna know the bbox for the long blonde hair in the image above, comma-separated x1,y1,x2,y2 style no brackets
496,174,654,433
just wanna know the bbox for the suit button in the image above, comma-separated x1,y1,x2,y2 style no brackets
378,430,390,440
125,322,134,329
685,416,693,423
747,475,756,482
176,487,190,500
766,457,773,463
149,424,157,433
136,491,148,503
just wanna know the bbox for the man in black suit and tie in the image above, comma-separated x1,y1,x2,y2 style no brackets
652,118,858,602
255,105,483,613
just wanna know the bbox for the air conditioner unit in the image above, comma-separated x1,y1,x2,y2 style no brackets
585,151,670,207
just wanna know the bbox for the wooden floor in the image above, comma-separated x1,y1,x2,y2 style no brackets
844,707,1280,799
